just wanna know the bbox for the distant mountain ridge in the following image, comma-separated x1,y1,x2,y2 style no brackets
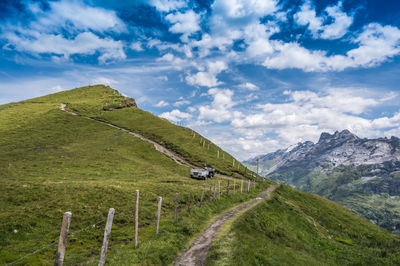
244,130,400,233
254,130,400,173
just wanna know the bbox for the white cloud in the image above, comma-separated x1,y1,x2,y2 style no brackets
157,53,175,62
155,100,169,107
211,0,278,19
239,82,259,91
244,93,259,102
347,23,400,67
263,23,400,71
198,88,240,122
159,109,192,122
294,0,353,40
187,106,196,113
206,132,281,160
188,0,279,58
186,61,227,87
231,88,399,144
151,0,398,74
130,42,144,51
156,53,186,69
372,113,400,128
157,75,169,81
49,85,64,93
294,1,323,38
150,0,187,12
244,23,278,58
173,97,190,106
1,1,127,63
165,10,201,41
29,0,126,33
91,76,118,85
263,41,329,71
321,1,354,39
3,31,125,63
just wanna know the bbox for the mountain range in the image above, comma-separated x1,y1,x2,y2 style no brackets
244,130,400,234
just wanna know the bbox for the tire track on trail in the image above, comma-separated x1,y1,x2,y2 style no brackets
174,184,279,266
59,104,240,180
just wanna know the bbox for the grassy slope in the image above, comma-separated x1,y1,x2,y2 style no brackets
0,85,263,265
269,166,400,234
62,86,255,179
207,185,400,265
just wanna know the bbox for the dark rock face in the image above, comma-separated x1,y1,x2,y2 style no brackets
123,99,137,108
102,98,137,111
244,130,400,234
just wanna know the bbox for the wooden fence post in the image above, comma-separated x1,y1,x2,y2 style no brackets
213,183,216,200
247,181,250,192
227,180,230,196
99,208,115,266
156,197,162,234
174,193,178,224
200,188,204,207
208,185,212,204
218,181,221,199
135,190,139,249
241,180,243,193
233,180,236,194
217,150,219,159
54,211,72,266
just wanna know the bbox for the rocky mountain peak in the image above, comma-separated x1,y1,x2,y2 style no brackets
246,130,400,174
318,129,359,144
318,132,333,143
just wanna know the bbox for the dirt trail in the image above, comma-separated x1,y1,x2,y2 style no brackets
174,184,279,266
60,103,193,167
59,104,244,181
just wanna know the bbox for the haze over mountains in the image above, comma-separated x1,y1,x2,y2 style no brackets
245,130,400,233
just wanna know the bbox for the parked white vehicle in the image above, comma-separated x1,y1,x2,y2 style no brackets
190,167,215,180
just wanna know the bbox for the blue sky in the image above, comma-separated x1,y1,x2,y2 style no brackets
1,0,400,160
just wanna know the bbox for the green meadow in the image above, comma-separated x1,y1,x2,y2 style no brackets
0,85,263,265
206,185,400,265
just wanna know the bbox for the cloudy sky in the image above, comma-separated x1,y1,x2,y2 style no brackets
1,0,400,160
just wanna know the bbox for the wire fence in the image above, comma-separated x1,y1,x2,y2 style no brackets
4,179,261,265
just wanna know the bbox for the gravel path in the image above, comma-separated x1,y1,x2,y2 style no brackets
59,104,242,181
174,184,279,266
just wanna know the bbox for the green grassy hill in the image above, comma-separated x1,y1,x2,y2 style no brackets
207,185,400,265
0,85,262,265
1,85,399,265
48,85,252,179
